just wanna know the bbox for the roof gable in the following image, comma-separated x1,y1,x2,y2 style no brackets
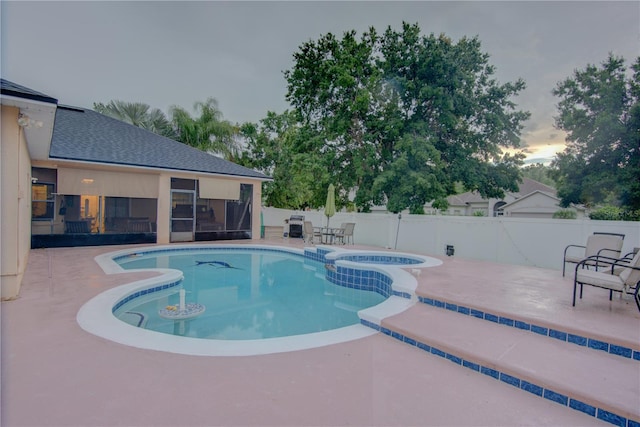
50,106,269,180
0,78,58,104
500,190,559,209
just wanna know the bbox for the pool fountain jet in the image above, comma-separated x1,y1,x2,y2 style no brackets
158,289,205,320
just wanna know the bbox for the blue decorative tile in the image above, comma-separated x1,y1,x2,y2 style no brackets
470,309,484,319
627,419,640,427
588,339,609,352
445,353,462,365
484,313,499,323
380,327,392,336
520,381,543,396
480,366,499,379
431,347,446,358
417,342,431,352
499,373,520,388
567,334,587,346
445,302,458,312
403,336,417,346
421,297,434,305
499,317,514,327
634,351,640,361
531,325,548,336
596,409,626,427
434,300,445,308
515,320,530,330
609,345,632,358
569,399,596,417
457,306,470,315
391,331,403,341
549,329,567,341
543,389,568,406
462,360,480,371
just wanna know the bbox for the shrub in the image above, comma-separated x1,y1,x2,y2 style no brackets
588,206,640,221
473,210,485,217
553,209,577,219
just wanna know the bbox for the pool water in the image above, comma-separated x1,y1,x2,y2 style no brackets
114,250,386,340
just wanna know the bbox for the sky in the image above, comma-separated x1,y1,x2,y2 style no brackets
2,1,639,164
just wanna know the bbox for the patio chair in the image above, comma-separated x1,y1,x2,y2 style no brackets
303,221,322,244
562,232,625,276
127,219,152,233
335,222,355,245
64,220,90,233
572,250,640,312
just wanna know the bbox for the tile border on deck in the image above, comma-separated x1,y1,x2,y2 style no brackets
417,296,639,362
361,318,640,427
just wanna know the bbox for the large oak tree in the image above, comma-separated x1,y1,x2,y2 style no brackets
283,22,529,212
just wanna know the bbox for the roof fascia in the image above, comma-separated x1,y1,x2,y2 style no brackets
47,158,273,182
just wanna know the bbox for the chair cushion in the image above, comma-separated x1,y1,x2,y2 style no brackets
576,269,625,291
619,251,640,287
585,234,623,257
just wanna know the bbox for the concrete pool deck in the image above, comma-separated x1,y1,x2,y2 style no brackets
2,239,639,426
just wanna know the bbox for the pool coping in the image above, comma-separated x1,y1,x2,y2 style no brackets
78,244,441,356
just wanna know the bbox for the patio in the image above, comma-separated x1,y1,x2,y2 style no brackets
2,240,638,426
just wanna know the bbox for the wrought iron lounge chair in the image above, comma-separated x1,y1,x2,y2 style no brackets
562,232,625,276
572,250,640,312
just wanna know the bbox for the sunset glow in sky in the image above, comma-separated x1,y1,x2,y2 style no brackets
2,2,638,164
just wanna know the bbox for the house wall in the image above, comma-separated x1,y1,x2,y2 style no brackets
155,171,262,244
503,192,559,218
262,207,640,270
1,106,32,300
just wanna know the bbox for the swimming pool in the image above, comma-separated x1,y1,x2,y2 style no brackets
112,249,386,340
78,244,442,356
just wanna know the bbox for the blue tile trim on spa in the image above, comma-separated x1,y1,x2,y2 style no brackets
112,279,182,313
418,296,639,362
374,324,640,427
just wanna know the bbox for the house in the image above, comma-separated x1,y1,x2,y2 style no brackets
500,190,562,218
437,178,569,217
1,79,270,300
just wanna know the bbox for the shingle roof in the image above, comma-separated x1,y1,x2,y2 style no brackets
516,177,556,197
50,106,270,180
0,79,58,104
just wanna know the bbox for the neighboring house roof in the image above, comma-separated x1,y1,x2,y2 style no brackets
446,177,557,207
0,78,58,104
500,190,560,210
514,177,556,197
50,105,270,180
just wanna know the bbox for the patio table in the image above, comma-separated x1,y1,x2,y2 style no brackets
321,227,344,244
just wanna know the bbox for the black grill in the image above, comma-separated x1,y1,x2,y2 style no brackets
288,215,304,238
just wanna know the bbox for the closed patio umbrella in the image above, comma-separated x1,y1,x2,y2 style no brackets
325,183,336,228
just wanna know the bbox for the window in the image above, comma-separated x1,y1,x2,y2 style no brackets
32,182,55,220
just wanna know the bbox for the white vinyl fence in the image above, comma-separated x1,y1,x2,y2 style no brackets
262,207,640,271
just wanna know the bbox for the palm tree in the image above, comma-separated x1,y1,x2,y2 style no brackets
170,98,240,159
93,100,176,139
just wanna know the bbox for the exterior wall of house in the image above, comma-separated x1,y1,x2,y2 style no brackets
1,106,32,300
502,192,559,218
27,165,262,245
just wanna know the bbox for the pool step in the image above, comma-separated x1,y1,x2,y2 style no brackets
381,304,640,427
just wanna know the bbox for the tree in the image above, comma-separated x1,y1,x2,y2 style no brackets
284,22,529,212
236,111,330,209
521,163,556,187
170,98,240,159
550,54,640,209
93,100,176,139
